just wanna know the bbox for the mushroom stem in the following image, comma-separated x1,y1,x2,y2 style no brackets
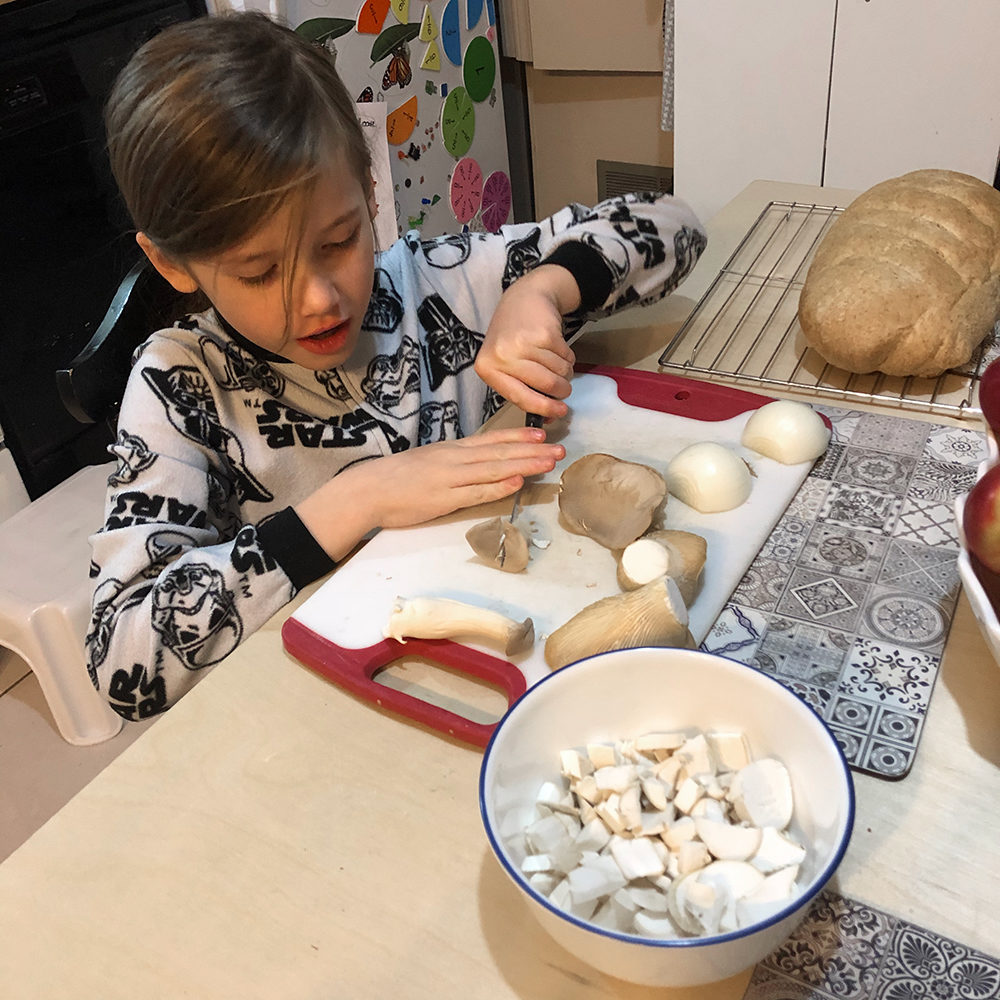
385,596,535,656
544,576,694,670
617,530,707,606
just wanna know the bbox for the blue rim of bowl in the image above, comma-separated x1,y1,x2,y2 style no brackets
478,647,857,950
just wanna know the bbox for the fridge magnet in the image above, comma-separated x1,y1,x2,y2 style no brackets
356,0,390,35
441,85,474,159
381,42,413,90
418,3,436,41
462,35,495,102
424,79,437,95
449,155,483,224
386,94,418,145
485,0,495,27
420,38,441,71
466,0,483,31
369,21,420,64
295,18,355,46
480,169,511,232
440,0,462,66
357,85,375,102
389,0,409,24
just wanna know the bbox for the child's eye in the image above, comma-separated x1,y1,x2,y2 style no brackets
324,227,361,252
238,265,278,287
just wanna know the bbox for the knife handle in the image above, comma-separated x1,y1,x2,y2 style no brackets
525,412,544,429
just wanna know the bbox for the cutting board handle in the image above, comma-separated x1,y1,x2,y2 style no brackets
575,364,791,421
282,617,527,748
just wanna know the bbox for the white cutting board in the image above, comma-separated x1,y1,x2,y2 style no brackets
285,369,816,703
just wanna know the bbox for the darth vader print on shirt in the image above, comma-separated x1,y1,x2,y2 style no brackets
416,294,483,391
501,228,542,289
364,268,405,333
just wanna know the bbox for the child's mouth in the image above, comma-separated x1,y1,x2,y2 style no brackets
298,321,349,355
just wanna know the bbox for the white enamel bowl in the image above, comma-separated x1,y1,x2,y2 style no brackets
954,429,1000,667
479,647,855,988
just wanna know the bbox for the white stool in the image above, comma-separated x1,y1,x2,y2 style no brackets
0,461,122,745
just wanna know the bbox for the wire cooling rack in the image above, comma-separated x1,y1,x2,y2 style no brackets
657,200,998,421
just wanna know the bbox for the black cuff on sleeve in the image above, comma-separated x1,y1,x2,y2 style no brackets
542,241,615,314
256,507,336,591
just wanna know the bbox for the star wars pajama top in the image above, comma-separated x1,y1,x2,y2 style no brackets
87,192,707,720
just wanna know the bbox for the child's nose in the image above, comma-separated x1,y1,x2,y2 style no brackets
299,264,341,316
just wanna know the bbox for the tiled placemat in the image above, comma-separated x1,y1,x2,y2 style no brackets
743,889,1000,999
702,405,986,780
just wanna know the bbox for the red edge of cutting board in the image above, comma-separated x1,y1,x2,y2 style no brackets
282,365,828,748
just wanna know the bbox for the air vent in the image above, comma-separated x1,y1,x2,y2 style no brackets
597,159,674,200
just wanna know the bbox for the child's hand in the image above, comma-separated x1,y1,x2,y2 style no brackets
296,426,565,559
474,263,581,420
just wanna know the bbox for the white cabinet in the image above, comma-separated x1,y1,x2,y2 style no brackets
675,0,1000,224
824,0,1000,190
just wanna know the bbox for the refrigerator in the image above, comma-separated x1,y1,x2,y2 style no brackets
217,0,515,242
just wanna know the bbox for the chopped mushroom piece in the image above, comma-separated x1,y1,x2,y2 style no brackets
509,728,806,939
465,516,530,573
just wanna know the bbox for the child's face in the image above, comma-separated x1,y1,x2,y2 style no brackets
179,155,376,371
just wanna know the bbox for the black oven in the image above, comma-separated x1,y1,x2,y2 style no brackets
0,0,207,500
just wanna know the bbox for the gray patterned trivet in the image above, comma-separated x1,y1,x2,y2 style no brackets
702,406,985,780
743,890,999,1000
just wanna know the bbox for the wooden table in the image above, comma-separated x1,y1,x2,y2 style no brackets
1,181,997,999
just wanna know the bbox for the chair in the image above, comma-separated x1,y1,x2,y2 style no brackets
0,259,184,744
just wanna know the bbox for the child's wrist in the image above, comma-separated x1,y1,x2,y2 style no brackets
521,262,582,316
295,467,380,561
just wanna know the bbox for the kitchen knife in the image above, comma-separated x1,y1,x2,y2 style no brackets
508,411,545,526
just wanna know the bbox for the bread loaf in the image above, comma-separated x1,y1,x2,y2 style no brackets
798,169,1000,377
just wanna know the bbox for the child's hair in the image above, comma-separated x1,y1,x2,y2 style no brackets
105,11,373,267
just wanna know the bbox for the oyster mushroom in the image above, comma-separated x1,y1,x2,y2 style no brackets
616,529,707,605
385,596,534,656
465,516,530,573
544,575,694,670
557,453,668,550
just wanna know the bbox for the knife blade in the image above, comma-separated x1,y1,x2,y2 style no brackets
509,411,545,526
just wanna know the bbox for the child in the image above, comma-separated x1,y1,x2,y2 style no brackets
90,11,706,720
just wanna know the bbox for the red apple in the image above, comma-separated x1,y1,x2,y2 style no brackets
963,463,1000,573
978,356,1000,441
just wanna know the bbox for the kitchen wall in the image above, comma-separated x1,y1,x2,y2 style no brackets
498,0,673,218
